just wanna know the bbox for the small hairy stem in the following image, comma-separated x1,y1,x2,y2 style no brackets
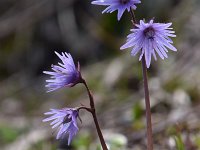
82,79,108,150
129,9,153,150
141,57,153,150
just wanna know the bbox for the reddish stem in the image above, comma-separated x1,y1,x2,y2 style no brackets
82,79,108,150
141,57,153,150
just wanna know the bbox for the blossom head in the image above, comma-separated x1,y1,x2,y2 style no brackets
43,51,82,92
43,108,79,145
92,0,141,21
120,20,177,68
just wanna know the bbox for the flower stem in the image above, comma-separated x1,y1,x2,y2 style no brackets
129,9,153,150
77,106,92,113
82,79,108,150
141,57,153,150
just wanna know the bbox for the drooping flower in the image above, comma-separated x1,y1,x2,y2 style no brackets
92,0,141,21
120,20,177,68
43,108,79,145
43,51,81,92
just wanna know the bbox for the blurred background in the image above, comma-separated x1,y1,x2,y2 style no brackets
0,0,200,149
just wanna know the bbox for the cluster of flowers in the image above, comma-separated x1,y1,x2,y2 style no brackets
43,0,177,146
43,52,82,145
93,0,176,68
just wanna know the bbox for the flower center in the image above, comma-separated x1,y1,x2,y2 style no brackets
120,0,130,4
63,115,72,124
143,27,155,40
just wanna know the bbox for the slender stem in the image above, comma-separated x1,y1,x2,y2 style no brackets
82,79,108,150
82,80,95,109
129,9,153,150
141,57,153,150
77,106,92,113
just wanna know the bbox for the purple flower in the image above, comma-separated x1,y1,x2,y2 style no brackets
43,51,81,92
120,20,177,68
92,0,141,21
43,108,79,145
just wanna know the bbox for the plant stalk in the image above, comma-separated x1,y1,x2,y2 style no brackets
129,9,153,150
82,79,108,150
141,57,153,150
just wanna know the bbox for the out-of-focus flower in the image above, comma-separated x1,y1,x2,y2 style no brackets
43,51,81,92
120,20,177,68
92,0,141,20
43,108,79,145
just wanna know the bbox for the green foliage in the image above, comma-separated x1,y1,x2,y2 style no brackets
131,102,144,130
132,120,145,131
167,125,185,150
163,77,183,92
132,102,143,121
174,134,185,150
194,136,200,149
186,86,200,103
73,132,92,150
96,145,101,150
0,125,20,145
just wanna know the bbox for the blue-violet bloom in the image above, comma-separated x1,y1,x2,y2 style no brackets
43,108,79,145
120,20,177,68
43,51,81,92
92,0,141,21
